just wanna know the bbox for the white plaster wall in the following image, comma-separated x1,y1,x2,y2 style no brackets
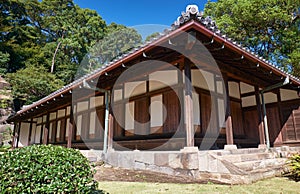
42,124,45,141
218,99,226,128
65,118,70,139
149,70,178,91
192,69,215,91
150,95,163,127
242,96,257,107
125,81,146,98
76,115,82,136
30,123,36,144
77,101,89,112
114,89,123,102
229,82,240,99
193,92,200,125
216,81,224,94
263,92,277,104
73,105,77,113
35,125,41,144
90,96,104,108
280,89,299,101
19,122,30,147
37,117,42,124
240,82,254,94
49,123,53,140
66,106,71,115
50,112,56,121
56,121,61,139
89,111,96,135
57,109,65,118
125,102,134,130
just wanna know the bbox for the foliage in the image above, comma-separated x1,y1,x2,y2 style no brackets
286,153,300,181
204,0,300,76
145,32,160,42
1,0,143,105
0,145,11,152
0,144,100,193
85,23,142,76
7,66,64,105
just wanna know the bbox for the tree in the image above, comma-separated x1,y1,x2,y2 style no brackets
7,66,63,105
204,0,300,76
85,23,142,75
145,32,160,42
38,0,107,83
1,0,143,105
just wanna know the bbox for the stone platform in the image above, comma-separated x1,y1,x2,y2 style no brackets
80,146,300,184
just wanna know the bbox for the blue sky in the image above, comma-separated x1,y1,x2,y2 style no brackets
73,0,211,26
73,0,212,39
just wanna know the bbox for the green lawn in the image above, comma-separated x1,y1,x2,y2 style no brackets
98,177,300,194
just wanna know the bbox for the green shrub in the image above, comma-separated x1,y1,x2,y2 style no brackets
0,144,101,193
0,145,11,153
286,153,300,181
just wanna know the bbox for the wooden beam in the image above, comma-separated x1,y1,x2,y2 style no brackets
241,91,256,98
184,58,194,147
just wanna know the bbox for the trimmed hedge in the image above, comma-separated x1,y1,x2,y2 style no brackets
0,144,100,193
286,153,300,181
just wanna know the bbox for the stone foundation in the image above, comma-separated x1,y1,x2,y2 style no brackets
81,146,300,184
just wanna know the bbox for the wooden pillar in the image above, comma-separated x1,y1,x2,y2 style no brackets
67,108,74,148
223,73,234,145
15,122,21,148
177,62,185,135
107,90,114,151
275,90,283,144
184,58,194,147
255,86,265,145
28,119,33,145
43,114,50,145
107,113,113,150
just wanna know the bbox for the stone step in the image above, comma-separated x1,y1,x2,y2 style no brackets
210,148,268,156
219,152,275,163
234,158,286,172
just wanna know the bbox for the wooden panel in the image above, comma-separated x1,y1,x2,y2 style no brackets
243,109,259,139
96,108,105,139
59,119,66,141
230,101,244,136
134,97,150,135
51,121,57,142
281,102,300,142
113,104,124,137
81,113,89,139
266,105,281,144
200,93,217,135
293,108,300,140
163,89,181,133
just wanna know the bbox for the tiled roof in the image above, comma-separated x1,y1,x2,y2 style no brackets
9,5,300,119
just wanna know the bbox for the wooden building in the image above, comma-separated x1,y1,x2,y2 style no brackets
7,5,300,152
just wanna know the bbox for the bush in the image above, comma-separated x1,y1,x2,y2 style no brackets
0,144,100,193
286,153,300,181
0,145,11,153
